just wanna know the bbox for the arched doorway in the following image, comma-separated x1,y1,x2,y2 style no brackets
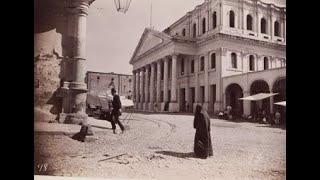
226,83,243,117
250,80,270,115
273,78,286,124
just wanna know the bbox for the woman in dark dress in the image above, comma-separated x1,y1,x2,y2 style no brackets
193,105,213,159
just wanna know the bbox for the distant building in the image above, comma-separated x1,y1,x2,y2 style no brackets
86,71,133,99
130,0,286,116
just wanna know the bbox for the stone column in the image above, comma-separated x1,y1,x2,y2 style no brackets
156,60,161,105
193,56,199,112
144,66,150,110
60,0,93,124
243,91,251,116
162,57,169,111
132,70,136,102
140,69,145,110
185,58,190,112
169,54,179,112
203,54,209,111
135,69,140,109
149,63,156,111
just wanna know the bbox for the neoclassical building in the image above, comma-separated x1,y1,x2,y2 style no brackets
130,0,286,116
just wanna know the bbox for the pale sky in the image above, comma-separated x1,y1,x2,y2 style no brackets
86,0,285,75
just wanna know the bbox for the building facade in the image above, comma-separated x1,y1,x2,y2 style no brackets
86,71,133,99
130,0,286,116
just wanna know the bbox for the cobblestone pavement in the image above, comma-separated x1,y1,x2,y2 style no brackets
34,113,286,180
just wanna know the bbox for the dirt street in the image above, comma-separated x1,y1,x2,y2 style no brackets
34,113,286,180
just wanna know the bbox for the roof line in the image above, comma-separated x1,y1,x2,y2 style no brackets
86,71,132,76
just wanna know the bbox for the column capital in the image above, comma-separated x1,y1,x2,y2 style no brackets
163,56,170,62
171,53,179,58
67,0,94,16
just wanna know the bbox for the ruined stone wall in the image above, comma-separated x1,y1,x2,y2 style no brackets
34,0,67,122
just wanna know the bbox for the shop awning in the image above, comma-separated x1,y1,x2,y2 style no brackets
274,101,286,106
239,93,278,101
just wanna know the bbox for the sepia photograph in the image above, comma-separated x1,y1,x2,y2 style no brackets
34,0,286,179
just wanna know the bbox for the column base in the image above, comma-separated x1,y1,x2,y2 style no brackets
207,103,215,114
59,112,88,125
214,101,223,114
169,102,179,112
143,103,148,111
160,102,169,111
148,102,154,112
138,102,143,110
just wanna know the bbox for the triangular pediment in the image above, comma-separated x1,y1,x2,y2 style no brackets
130,28,172,64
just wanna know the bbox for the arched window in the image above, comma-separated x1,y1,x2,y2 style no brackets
274,21,280,37
229,11,235,28
264,57,269,70
247,15,253,30
212,12,217,29
231,53,237,69
193,23,197,38
261,18,267,34
202,18,206,34
211,53,216,69
249,55,255,71
200,56,205,71
182,28,186,36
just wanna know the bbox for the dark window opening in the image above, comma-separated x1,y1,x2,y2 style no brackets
261,18,267,34
274,21,280,37
249,55,255,71
211,53,216,69
182,28,186,36
229,11,235,28
202,18,206,34
247,15,253,30
191,60,195,73
181,58,185,75
212,12,217,29
200,56,205,71
264,57,269,70
193,23,197,38
231,53,237,69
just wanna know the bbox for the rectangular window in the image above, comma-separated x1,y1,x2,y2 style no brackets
181,58,184,75
211,53,216,69
210,84,216,103
190,87,195,103
191,60,195,73
200,86,205,103
200,56,205,71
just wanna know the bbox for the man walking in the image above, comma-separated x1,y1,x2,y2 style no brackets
110,88,125,134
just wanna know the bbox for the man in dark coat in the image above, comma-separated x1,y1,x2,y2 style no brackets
111,88,124,134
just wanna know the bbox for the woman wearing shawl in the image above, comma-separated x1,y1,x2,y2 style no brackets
193,105,213,158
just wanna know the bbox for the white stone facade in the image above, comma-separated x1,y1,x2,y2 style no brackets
130,0,286,116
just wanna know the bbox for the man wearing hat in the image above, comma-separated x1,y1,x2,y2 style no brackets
110,88,125,134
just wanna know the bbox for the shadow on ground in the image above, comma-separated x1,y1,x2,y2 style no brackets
155,151,195,159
